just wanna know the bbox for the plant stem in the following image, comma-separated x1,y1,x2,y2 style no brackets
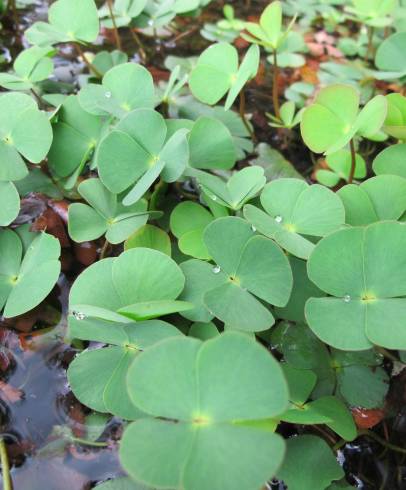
71,436,109,448
348,139,356,184
73,43,102,78
365,26,375,62
375,346,401,363
130,29,147,62
358,430,406,455
0,438,12,490
239,90,256,142
106,0,122,51
6,0,18,27
272,49,281,120
99,239,110,260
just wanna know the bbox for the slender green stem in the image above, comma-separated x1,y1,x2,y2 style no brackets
375,346,401,363
0,438,12,490
348,139,356,184
73,43,103,78
365,26,375,62
272,50,281,119
71,436,109,448
130,29,147,62
239,90,256,142
99,239,110,260
358,430,406,455
106,0,122,50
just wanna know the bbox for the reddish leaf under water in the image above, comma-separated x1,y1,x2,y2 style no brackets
352,407,386,429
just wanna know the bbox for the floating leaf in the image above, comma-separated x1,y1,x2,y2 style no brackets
373,144,406,178
68,319,182,419
120,332,289,490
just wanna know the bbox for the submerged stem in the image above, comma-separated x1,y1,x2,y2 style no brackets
71,437,109,448
239,90,256,142
358,430,406,455
272,49,281,119
106,0,122,51
73,43,102,78
0,438,12,490
348,139,356,184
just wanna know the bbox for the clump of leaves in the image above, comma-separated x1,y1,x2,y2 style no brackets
120,332,289,490
306,221,406,350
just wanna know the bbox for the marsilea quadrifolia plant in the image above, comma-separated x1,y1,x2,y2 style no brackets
1,0,406,488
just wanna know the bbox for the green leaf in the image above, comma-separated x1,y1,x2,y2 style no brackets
373,144,406,178
97,109,189,203
338,175,406,225
251,143,303,180
48,95,105,181
25,0,99,46
69,247,186,320
68,319,182,419
244,178,345,259
188,116,236,170
277,435,344,490
0,181,20,226
120,332,289,490
68,178,153,244
0,46,54,90
170,201,214,259
125,224,171,255
383,93,406,140
375,32,406,76
189,43,259,110
0,229,61,318
306,221,406,350
300,84,387,155
193,166,265,210
78,63,154,118
179,217,293,332
317,149,366,187
0,92,53,181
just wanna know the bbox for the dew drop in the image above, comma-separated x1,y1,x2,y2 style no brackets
212,265,221,274
105,91,112,98
251,225,256,232
211,195,217,201
73,311,86,320
343,295,351,303
275,215,282,223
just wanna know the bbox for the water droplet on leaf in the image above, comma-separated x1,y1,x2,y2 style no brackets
73,311,86,320
275,215,282,223
212,265,221,274
105,91,112,98
211,195,217,201
343,295,351,303
251,225,256,232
